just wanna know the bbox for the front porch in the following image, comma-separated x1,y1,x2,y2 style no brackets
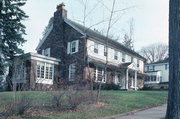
86,59,145,90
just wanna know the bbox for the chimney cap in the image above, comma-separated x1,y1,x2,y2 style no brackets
57,2,65,9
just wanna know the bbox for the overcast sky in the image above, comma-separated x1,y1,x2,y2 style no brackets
21,0,169,53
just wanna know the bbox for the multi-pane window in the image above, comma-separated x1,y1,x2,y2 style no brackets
122,53,126,62
151,75,156,81
94,42,98,53
149,65,155,71
40,63,45,78
71,41,76,53
67,40,79,54
36,62,54,80
37,64,41,78
94,66,106,82
145,75,157,82
69,64,76,81
114,50,118,60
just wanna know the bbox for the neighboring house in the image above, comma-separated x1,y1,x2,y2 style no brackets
144,58,169,84
13,3,146,90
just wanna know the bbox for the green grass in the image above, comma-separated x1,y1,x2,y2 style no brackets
0,91,168,119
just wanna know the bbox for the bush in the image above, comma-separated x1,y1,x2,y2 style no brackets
142,83,169,90
50,90,96,110
4,93,32,116
51,91,66,108
93,83,120,90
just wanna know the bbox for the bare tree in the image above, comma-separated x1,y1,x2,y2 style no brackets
122,18,135,50
165,0,180,118
140,43,168,63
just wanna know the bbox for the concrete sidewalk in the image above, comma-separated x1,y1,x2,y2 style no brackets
102,104,167,119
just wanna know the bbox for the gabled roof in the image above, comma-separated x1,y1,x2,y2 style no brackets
36,17,146,61
64,18,146,61
36,25,53,50
146,58,169,65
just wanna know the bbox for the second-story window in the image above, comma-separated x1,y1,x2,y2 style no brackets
71,41,76,53
131,56,134,62
149,65,155,71
122,53,126,62
165,64,168,70
153,65,155,71
114,50,118,60
67,40,79,54
137,60,140,67
104,46,107,56
94,42,98,54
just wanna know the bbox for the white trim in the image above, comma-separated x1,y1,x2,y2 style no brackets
75,40,79,52
42,50,45,55
36,61,54,85
95,66,98,81
36,25,53,50
67,42,71,54
28,52,61,63
31,56,59,65
36,79,53,85
67,40,79,54
69,64,76,81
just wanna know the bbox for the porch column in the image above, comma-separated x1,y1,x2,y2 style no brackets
135,70,137,90
126,69,129,90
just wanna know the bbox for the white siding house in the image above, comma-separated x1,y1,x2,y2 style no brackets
144,58,169,84
87,38,146,90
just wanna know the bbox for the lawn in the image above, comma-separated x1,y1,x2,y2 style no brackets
0,91,168,119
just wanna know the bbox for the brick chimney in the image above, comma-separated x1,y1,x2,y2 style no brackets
56,2,67,18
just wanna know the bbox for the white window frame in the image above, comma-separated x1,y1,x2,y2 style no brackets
36,61,54,81
69,64,76,81
114,50,118,60
122,53,126,62
94,66,106,83
94,42,99,54
71,41,76,53
104,46,107,56
137,60,140,68
67,40,79,54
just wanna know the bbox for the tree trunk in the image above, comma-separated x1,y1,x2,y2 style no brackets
166,0,180,118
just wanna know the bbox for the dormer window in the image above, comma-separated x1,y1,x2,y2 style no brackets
42,48,50,57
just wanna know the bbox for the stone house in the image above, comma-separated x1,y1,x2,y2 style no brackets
13,3,146,90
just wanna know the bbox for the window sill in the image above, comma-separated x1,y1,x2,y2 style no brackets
36,78,53,84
